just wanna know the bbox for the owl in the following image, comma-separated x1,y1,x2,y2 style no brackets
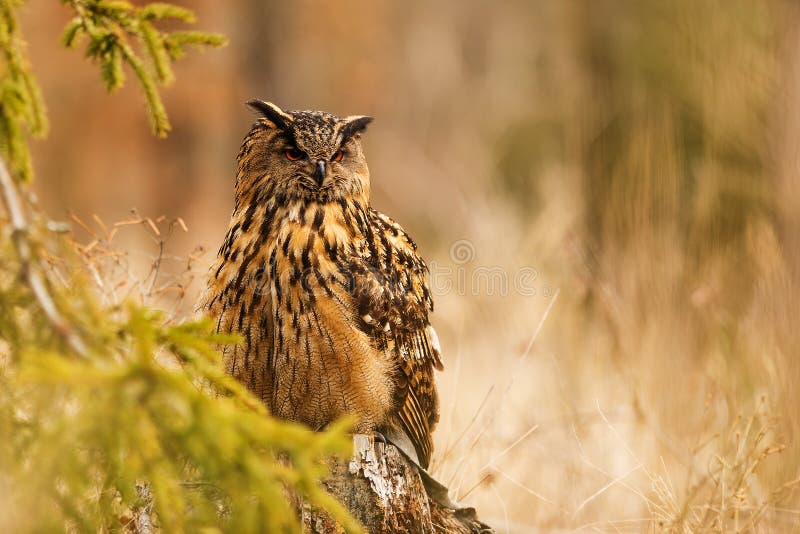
200,100,443,469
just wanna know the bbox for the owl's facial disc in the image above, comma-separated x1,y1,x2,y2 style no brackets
242,100,374,201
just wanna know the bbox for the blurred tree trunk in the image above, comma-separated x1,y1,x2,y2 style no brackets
300,435,493,534
775,23,800,282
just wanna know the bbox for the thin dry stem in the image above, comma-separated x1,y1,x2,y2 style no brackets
0,158,88,356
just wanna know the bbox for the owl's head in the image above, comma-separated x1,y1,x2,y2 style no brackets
236,99,373,204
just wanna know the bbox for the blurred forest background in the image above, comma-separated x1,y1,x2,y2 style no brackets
16,0,800,531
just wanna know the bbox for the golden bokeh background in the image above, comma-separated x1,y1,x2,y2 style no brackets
21,1,800,530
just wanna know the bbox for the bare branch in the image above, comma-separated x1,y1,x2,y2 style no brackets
0,157,88,356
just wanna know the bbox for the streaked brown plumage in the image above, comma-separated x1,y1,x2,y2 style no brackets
200,100,443,468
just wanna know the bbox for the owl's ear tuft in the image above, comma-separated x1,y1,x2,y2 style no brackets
246,99,293,130
340,115,373,141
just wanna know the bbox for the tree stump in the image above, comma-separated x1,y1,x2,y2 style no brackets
301,435,493,534
126,435,492,533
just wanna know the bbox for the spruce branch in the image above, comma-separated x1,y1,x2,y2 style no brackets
0,0,224,183
61,0,227,137
0,0,48,182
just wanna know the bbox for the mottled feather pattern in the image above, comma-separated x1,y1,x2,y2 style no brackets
200,102,442,468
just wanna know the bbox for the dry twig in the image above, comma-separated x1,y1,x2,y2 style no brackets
0,157,88,356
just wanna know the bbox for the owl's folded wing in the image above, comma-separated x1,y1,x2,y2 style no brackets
349,209,444,469
391,327,443,468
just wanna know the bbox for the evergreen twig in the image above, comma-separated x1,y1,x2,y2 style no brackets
60,0,227,138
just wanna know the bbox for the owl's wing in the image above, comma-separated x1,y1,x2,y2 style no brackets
350,209,443,469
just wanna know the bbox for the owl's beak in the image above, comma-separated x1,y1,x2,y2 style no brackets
313,160,326,187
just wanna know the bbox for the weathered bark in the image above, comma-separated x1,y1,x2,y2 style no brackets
132,483,155,534
301,435,493,534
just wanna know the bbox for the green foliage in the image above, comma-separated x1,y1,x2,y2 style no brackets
0,0,225,183
60,0,227,138
0,0,48,182
0,228,360,531
0,2,360,532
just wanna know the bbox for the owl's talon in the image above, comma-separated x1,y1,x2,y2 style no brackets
371,431,387,444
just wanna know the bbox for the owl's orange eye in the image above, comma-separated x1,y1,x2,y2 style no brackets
285,147,305,161
332,150,344,162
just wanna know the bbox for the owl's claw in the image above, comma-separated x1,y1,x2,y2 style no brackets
371,431,387,444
